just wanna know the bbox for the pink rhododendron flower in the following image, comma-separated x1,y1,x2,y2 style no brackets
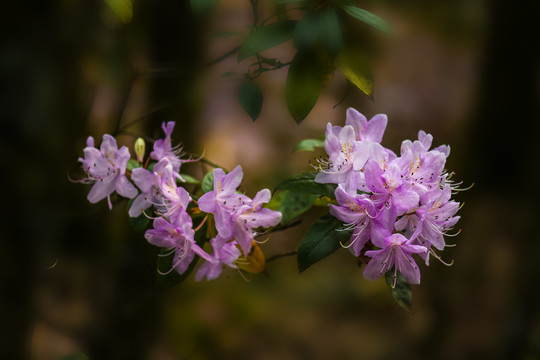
78,134,137,209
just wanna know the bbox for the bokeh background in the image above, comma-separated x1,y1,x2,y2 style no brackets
2,0,539,359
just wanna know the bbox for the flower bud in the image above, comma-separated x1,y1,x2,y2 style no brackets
134,137,145,163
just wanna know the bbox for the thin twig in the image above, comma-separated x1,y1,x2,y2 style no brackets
206,46,241,67
250,0,259,25
117,103,172,133
200,157,225,170
266,251,297,263
270,219,302,233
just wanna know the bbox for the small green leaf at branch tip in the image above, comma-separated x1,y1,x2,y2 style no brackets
201,171,215,193
385,270,414,313
238,82,263,121
105,0,133,24
297,214,352,272
180,174,200,184
190,0,219,16
237,21,296,62
274,171,336,198
127,158,141,172
339,4,392,35
293,138,325,152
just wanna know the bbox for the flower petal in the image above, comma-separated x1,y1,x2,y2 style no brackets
115,175,138,199
87,178,116,204
365,114,387,143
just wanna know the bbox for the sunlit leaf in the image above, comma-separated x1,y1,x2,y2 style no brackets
297,214,352,272
286,51,327,123
105,0,133,24
238,21,296,62
236,240,266,274
238,81,263,121
336,48,374,98
201,171,214,193
293,138,324,152
339,4,392,35
190,0,219,16
385,269,414,313
274,171,336,198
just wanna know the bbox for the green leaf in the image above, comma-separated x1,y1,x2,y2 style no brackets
385,270,414,313
147,161,157,172
201,171,215,193
294,9,342,57
293,13,320,51
286,51,328,123
278,191,319,224
127,158,141,172
105,0,133,24
127,198,150,232
339,4,392,35
336,48,373,98
274,171,336,198
293,138,325,152
312,195,337,206
319,7,342,57
297,214,352,272
190,0,219,16
180,173,200,184
128,212,150,232
157,219,208,287
238,81,263,121
238,21,296,62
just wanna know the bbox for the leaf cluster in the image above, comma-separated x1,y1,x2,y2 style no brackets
197,0,392,123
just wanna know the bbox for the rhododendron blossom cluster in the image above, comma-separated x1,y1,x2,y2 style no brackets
75,108,466,304
314,108,462,286
76,121,282,281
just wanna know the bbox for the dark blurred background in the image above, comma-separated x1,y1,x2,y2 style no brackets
2,0,539,359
